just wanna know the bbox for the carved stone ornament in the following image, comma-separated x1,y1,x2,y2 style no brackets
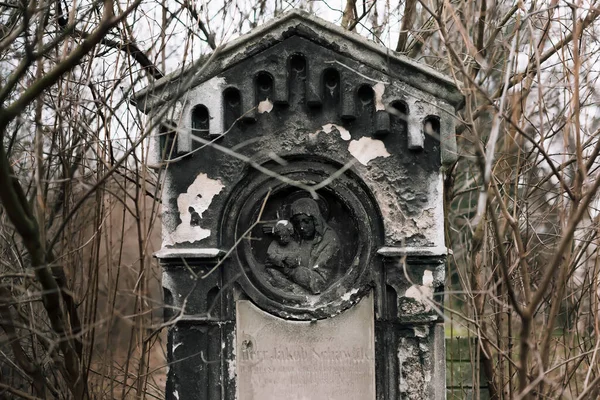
222,157,382,320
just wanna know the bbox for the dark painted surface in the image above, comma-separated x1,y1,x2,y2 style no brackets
152,13,455,400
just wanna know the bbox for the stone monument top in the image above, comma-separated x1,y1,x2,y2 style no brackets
133,9,462,400
134,9,463,115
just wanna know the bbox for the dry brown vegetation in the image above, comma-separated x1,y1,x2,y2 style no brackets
1,0,600,399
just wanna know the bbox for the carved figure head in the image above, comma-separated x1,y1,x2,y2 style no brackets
290,198,324,240
272,220,294,245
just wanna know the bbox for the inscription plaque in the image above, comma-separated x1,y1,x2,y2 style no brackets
236,294,376,400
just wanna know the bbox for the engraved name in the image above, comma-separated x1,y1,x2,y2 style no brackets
239,345,373,363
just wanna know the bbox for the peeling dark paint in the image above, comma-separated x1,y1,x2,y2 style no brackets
139,10,460,400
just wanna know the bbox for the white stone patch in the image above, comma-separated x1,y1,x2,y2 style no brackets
413,325,429,338
381,173,443,247
227,358,236,383
173,390,179,400
372,82,386,111
404,285,433,305
404,269,434,311
274,220,291,231
164,173,224,246
257,98,273,113
228,328,236,380
162,271,175,292
341,288,359,301
419,174,444,247
348,137,391,166
422,270,433,286
321,123,351,140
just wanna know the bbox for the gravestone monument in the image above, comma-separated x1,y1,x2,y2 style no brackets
133,10,463,400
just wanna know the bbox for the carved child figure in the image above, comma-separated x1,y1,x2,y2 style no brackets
265,220,299,269
265,220,302,290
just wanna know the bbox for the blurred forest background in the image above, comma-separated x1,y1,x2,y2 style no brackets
1,0,600,398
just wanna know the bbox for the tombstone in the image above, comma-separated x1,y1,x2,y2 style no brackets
133,10,463,400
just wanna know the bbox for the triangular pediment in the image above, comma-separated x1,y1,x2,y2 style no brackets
133,9,462,112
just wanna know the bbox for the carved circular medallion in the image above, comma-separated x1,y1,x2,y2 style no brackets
222,158,382,320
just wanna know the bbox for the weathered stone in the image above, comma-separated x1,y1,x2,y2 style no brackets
133,9,463,400
236,294,375,400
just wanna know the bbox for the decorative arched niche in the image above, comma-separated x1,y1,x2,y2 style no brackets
221,157,383,320
191,104,209,149
423,115,441,139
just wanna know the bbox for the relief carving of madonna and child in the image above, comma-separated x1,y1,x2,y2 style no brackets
263,198,342,295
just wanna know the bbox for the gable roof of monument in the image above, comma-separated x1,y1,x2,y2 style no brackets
132,9,464,112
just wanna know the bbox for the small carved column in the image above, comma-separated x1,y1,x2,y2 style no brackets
158,249,236,400
376,247,448,399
